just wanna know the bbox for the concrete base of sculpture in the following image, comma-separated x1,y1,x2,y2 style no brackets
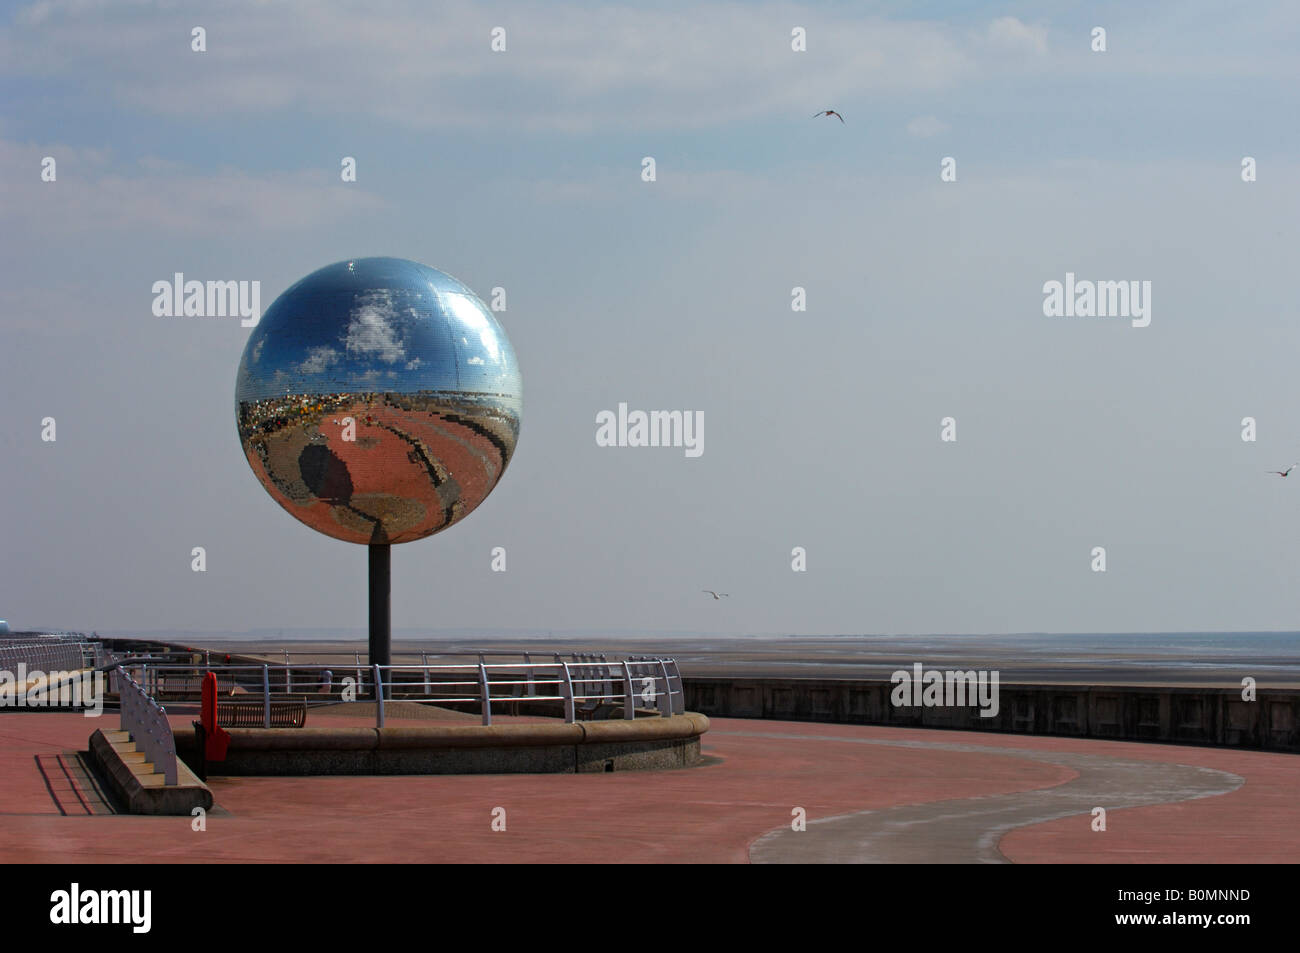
176,712,710,776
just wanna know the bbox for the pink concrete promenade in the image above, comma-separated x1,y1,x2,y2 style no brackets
1,712,1296,863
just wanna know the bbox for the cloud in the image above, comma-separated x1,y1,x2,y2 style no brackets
0,139,388,236
345,291,406,364
4,0,1295,144
986,16,1047,55
906,115,949,137
0,0,978,131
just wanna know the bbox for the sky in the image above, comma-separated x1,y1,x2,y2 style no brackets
2,0,1299,638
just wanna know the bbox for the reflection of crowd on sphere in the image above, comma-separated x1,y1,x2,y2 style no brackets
238,390,521,448
238,392,359,438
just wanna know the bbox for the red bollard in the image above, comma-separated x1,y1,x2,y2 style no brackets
201,672,230,762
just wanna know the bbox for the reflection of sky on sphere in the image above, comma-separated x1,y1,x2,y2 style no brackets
236,258,521,404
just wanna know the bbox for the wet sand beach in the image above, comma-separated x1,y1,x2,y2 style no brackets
174,634,1300,689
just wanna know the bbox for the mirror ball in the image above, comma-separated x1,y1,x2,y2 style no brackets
235,257,522,545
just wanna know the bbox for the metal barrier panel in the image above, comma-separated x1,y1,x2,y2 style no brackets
117,667,178,786
0,639,98,678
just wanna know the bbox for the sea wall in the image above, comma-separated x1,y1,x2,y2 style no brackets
683,678,1300,752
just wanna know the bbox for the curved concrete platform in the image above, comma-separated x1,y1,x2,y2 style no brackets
3,713,1296,863
180,712,710,775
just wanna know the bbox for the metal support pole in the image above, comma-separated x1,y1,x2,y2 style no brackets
159,706,177,786
656,659,673,717
621,661,635,720
668,659,684,714
262,665,271,728
478,662,491,726
118,667,127,733
373,664,385,728
560,663,575,723
369,544,391,684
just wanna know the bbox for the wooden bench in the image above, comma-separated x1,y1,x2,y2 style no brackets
154,674,204,700
216,697,308,728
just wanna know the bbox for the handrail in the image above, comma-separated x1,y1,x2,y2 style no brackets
119,655,687,729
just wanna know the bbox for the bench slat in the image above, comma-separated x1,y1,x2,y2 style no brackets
216,698,307,728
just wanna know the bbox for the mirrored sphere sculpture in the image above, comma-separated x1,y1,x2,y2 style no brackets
235,258,522,545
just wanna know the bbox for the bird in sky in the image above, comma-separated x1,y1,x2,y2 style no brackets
702,590,729,600
813,109,844,123
1268,464,1299,477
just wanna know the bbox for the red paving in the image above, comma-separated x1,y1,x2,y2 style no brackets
998,743,1300,863
2,713,1297,863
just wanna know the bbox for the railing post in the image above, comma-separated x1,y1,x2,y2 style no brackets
656,659,672,717
560,663,575,723
667,659,684,714
524,653,535,696
117,666,127,732
621,661,635,720
373,665,385,728
261,664,271,729
422,651,430,695
158,705,177,785
479,662,491,727
354,652,362,694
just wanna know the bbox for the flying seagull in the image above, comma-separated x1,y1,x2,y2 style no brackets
702,590,729,600
813,109,844,123
1269,464,1300,477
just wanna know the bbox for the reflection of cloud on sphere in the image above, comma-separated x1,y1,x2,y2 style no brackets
345,289,407,364
235,258,522,545
297,346,340,374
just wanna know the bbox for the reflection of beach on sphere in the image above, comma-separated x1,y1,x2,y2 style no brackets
238,390,519,544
